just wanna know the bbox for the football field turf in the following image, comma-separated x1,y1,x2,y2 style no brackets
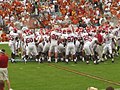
0,44,120,90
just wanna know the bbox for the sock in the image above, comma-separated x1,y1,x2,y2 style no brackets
65,59,68,62
55,58,58,63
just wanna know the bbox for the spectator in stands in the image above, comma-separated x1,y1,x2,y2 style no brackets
0,49,13,90
54,1,59,12
1,31,8,42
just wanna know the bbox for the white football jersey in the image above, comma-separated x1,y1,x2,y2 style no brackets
50,31,61,43
9,31,19,42
82,32,92,43
24,34,36,46
66,33,75,43
104,33,114,45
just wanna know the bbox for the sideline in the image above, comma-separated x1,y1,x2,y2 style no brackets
0,42,9,44
101,88,120,90
48,63,120,86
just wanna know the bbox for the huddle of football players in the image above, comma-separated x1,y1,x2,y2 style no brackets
8,21,120,64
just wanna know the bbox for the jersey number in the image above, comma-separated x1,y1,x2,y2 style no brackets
51,34,58,40
26,38,33,43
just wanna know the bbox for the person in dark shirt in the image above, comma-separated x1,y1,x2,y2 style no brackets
95,30,104,62
106,86,114,90
96,30,103,44
0,49,8,68
0,49,13,90
0,80,4,90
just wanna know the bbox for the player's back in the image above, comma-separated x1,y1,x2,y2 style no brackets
9,31,19,42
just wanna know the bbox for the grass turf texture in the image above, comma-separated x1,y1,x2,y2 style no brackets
1,44,120,90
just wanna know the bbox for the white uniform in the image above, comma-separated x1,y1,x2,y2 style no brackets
103,33,114,54
9,31,19,54
24,34,38,56
83,36,97,56
42,34,50,53
115,28,120,47
65,33,76,56
82,33,92,55
58,33,67,53
36,34,43,53
75,34,80,53
49,31,61,53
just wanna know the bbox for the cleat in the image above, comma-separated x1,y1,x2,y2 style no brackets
11,60,14,63
35,59,38,62
38,59,41,63
101,58,104,62
105,56,107,60
116,52,119,56
112,60,114,63
55,61,58,63
22,56,25,59
94,61,98,64
112,58,114,63
74,59,77,64
55,59,58,63
61,58,64,62
82,57,85,62
95,61,99,64
24,58,27,64
12,61,16,63
11,59,15,63
65,59,68,64
94,61,96,64
48,61,51,63
109,54,111,58
48,59,51,63
42,57,44,61
101,60,104,62
66,61,68,64
86,61,89,64
98,60,101,63
13,61,17,63
75,61,77,64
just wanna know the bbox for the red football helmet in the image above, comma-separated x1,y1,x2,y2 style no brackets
67,29,72,34
13,27,18,33
63,30,66,34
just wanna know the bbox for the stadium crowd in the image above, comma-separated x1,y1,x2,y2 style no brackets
0,0,120,64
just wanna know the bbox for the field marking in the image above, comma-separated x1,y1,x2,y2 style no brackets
0,42,9,44
71,64,76,66
36,67,40,68
19,67,23,70
101,88,120,90
48,64,120,86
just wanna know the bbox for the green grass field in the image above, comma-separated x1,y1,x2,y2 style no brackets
0,44,120,90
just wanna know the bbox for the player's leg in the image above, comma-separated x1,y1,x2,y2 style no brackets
102,45,108,61
84,45,91,64
71,45,77,63
65,44,70,63
48,44,53,62
108,45,114,63
9,43,16,63
54,46,58,63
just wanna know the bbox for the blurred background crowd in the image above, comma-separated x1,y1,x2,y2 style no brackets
0,0,120,42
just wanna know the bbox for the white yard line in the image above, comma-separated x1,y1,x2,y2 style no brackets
0,42,9,44
101,88,120,90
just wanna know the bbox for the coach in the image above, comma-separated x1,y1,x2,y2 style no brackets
0,49,12,90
